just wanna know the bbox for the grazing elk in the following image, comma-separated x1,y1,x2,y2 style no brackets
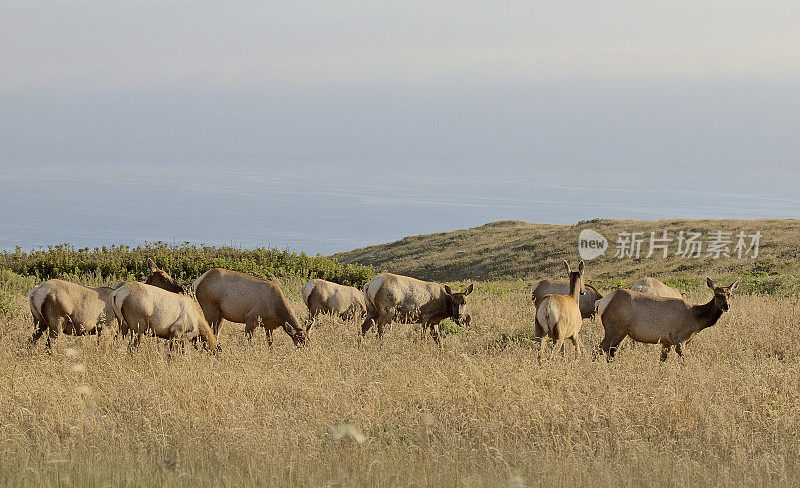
535,261,586,359
301,278,367,321
597,278,738,361
532,280,602,319
192,268,308,347
28,280,123,350
110,282,219,351
360,273,473,344
28,259,184,349
630,277,682,299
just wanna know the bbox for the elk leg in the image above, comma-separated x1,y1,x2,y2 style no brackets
660,344,671,362
29,318,47,347
600,326,627,358
428,322,441,345
360,314,377,336
132,331,143,349
674,342,683,358
549,338,565,360
45,311,68,352
45,318,62,353
244,313,261,342
539,334,548,361
265,328,274,348
118,315,129,340
534,315,545,340
571,336,582,357
375,317,391,339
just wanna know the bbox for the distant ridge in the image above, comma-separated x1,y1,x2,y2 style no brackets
333,219,800,295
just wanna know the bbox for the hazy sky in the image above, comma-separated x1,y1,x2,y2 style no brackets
1,1,799,253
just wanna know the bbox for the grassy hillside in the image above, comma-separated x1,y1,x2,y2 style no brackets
333,219,800,295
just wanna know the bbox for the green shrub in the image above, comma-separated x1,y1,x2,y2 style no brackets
0,242,375,288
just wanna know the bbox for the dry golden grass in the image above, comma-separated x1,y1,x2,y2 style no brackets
1,276,799,487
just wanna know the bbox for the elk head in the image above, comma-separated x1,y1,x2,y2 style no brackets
444,283,474,325
145,258,186,294
564,260,586,296
707,277,739,312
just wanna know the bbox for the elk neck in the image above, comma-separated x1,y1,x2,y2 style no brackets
692,296,724,332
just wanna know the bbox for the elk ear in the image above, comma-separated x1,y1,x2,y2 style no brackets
578,260,585,274
563,260,571,273
706,277,716,289
444,285,453,296
464,283,474,296
729,280,739,292
147,258,158,273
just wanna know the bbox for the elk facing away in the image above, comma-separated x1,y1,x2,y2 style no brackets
598,277,738,361
301,278,366,321
110,282,219,351
532,280,602,319
535,260,586,359
28,259,185,350
28,280,122,350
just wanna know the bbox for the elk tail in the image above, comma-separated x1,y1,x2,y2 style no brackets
595,291,616,318
301,280,315,305
544,303,558,339
110,285,132,332
29,285,47,328
191,269,212,294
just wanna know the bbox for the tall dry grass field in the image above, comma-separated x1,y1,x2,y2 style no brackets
1,274,799,486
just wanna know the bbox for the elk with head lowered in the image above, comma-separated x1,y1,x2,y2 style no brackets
192,268,309,347
110,282,219,351
532,279,602,319
301,278,367,322
28,258,186,350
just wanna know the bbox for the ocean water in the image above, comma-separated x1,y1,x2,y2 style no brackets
1,160,798,255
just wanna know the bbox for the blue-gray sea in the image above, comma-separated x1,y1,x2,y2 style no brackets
1,160,798,255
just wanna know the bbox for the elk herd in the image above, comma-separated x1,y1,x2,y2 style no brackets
25,257,738,361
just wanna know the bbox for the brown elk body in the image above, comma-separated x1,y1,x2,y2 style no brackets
192,268,308,347
28,280,122,349
360,273,473,344
301,278,367,320
535,261,586,359
110,282,218,351
630,277,682,299
598,278,738,361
